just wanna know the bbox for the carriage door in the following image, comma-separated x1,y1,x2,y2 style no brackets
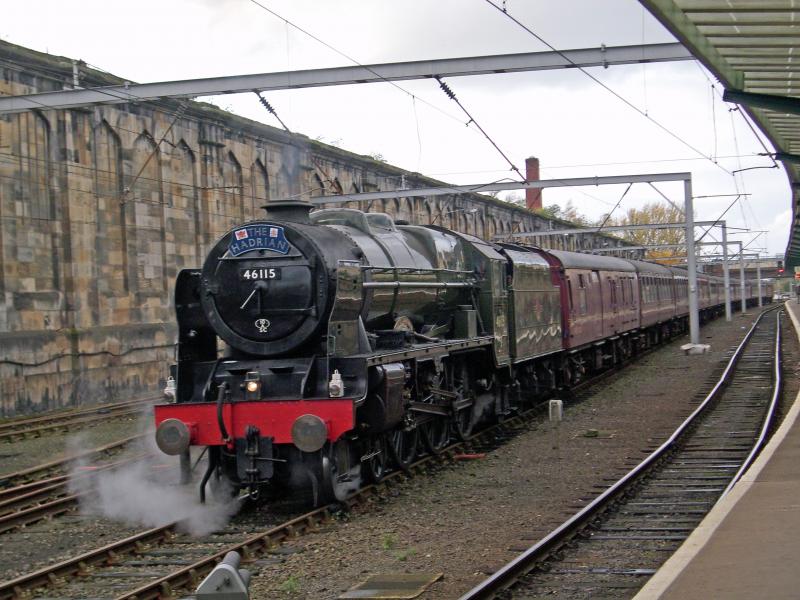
609,275,619,334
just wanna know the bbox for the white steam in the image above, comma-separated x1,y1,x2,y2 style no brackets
68,403,239,536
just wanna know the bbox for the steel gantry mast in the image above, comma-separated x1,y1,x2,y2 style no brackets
0,43,692,114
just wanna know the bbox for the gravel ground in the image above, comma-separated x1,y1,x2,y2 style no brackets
0,403,154,477
0,401,162,582
0,514,148,583
2,308,794,599
246,310,791,599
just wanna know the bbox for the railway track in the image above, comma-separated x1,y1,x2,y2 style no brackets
0,412,537,600
0,452,151,534
0,354,685,600
0,434,146,489
0,435,148,533
459,306,784,600
0,315,743,600
0,397,156,443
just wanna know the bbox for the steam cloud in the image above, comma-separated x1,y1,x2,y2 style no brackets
68,405,239,536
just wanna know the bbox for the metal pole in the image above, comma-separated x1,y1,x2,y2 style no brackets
739,245,746,314
757,256,763,307
685,179,700,345
722,224,732,321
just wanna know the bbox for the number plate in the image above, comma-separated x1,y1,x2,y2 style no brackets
240,267,282,280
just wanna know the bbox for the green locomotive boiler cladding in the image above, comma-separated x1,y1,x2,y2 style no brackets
309,208,482,343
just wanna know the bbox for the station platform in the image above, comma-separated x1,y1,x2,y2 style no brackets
634,301,800,600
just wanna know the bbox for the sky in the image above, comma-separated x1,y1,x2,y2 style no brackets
1,0,790,257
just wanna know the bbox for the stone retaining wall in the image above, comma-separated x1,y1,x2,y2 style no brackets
0,41,627,416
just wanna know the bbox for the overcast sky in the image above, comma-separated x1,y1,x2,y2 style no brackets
2,0,790,256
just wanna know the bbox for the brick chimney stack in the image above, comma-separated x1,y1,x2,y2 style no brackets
525,156,542,211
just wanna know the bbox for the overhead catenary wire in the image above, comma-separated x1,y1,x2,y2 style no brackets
411,95,424,172
694,194,743,244
642,181,725,245
434,77,524,181
726,106,752,232
425,154,773,177
694,61,779,170
246,0,484,133
692,63,773,237
482,0,733,177
711,83,718,161
246,0,524,176
121,100,189,204
595,183,633,233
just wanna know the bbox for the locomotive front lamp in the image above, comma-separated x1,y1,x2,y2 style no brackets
244,371,261,400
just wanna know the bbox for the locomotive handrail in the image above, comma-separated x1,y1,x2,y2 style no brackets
361,266,474,275
363,281,475,289
216,255,309,262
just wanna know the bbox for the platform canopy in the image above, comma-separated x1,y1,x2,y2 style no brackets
640,1,800,270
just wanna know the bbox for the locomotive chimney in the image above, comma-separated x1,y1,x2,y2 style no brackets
525,156,542,211
261,200,313,224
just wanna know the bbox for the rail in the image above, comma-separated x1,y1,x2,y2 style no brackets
721,310,782,496
0,434,145,489
0,396,157,443
458,304,782,600
0,310,748,600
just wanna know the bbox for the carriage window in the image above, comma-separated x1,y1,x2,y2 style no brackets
578,274,585,288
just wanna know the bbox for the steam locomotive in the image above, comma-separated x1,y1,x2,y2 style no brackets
153,201,771,504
